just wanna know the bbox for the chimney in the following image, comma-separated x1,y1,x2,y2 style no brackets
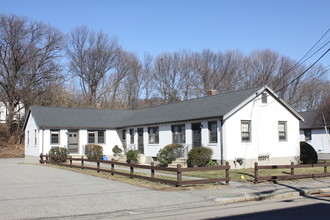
206,89,217,96
95,103,102,109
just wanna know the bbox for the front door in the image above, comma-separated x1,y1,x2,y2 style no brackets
137,128,144,154
192,123,202,148
68,131,79,154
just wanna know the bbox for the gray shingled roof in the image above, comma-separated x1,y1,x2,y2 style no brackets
29,107,133,129
299,111,329,129
27,86,268,129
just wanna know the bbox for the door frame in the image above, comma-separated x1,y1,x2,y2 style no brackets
67,130,79,154
137,128,144,154
191,122,202,148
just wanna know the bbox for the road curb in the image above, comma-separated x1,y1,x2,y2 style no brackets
214,187,330,205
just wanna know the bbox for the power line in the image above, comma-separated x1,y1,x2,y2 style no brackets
276,48,330,93
278,28,330,80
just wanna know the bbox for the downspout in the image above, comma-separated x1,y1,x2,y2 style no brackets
42,128,44,155
220,120,224,165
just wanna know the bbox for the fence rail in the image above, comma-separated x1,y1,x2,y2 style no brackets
254,162,330,183
39,154,230,186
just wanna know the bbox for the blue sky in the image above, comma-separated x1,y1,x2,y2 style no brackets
1,0,330,68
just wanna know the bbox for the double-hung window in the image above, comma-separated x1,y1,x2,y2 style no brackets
278,121,287,141
172,124,185,143
148,127,159,144
50,130,60,144
208,121,217,143
304,129,312,141
241,121,251,142
88,131,105,144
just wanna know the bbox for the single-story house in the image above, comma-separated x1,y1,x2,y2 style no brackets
24,85,303,168
299,111,330,160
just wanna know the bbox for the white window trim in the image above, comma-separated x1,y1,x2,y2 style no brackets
87,130,105,144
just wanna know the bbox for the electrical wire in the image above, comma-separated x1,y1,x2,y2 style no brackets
275,28,330,83
276,48,330,93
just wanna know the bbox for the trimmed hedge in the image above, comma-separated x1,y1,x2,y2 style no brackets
86,144,103,160
187,146,213,167
300,141,318,164
126,150,140,163
49,147,68,163
112,145,123,156
157,143,184,167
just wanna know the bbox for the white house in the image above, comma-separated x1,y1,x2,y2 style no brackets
24,85,303,168
0,101,25,123
299,111,330,160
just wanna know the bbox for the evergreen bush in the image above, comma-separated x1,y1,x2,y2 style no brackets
86,144,103,160
187,146,213,167
49,147,68,163
126,150,140,163
157,143,184,167
300,141,318,164
112,145,123,156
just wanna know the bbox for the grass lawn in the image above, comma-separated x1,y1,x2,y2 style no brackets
182,166,328,182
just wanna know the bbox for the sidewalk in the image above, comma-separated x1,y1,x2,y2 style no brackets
209,179,330,204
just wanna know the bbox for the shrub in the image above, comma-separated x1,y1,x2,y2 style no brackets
157,143,184,167
187,146,213,167
112,145,123,156
126,150,140,163
49,147,68,163
206,160,219,167
86,144,103,160
300,141,318,164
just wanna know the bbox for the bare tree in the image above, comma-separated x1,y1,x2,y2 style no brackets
0,14,63,136
66,26,119,107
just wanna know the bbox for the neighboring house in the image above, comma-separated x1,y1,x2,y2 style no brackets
299,111,330,159
24,85,303,168
0,101,25,123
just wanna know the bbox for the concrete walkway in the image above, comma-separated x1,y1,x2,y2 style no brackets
1,158,330,219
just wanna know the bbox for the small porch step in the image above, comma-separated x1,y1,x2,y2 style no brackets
168,158,187,168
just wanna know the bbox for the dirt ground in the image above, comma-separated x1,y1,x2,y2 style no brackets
0,124,24,158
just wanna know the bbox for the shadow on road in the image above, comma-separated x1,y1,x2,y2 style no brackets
209,203,330,220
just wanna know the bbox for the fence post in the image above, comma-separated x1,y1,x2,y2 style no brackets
70,156,72,168
130,165,134,179
254,162,258,184
97,161,100,173
81,156,84,170
225,162,230,185
151,162,155,179
291,162,295,179
111,158,114,175
324,164,328,174
39,153,43,164
176,164,182,187
46,154,49,164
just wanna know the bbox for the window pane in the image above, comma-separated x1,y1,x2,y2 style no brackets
278,122,287,141
172,124,185,143
148,127,159,144
88,132,95,144
209,121,217,143
98,131,105,144
241,121,251,141
51,131,59,144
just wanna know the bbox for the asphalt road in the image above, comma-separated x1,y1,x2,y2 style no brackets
1,158,330,220
0,158,215,220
